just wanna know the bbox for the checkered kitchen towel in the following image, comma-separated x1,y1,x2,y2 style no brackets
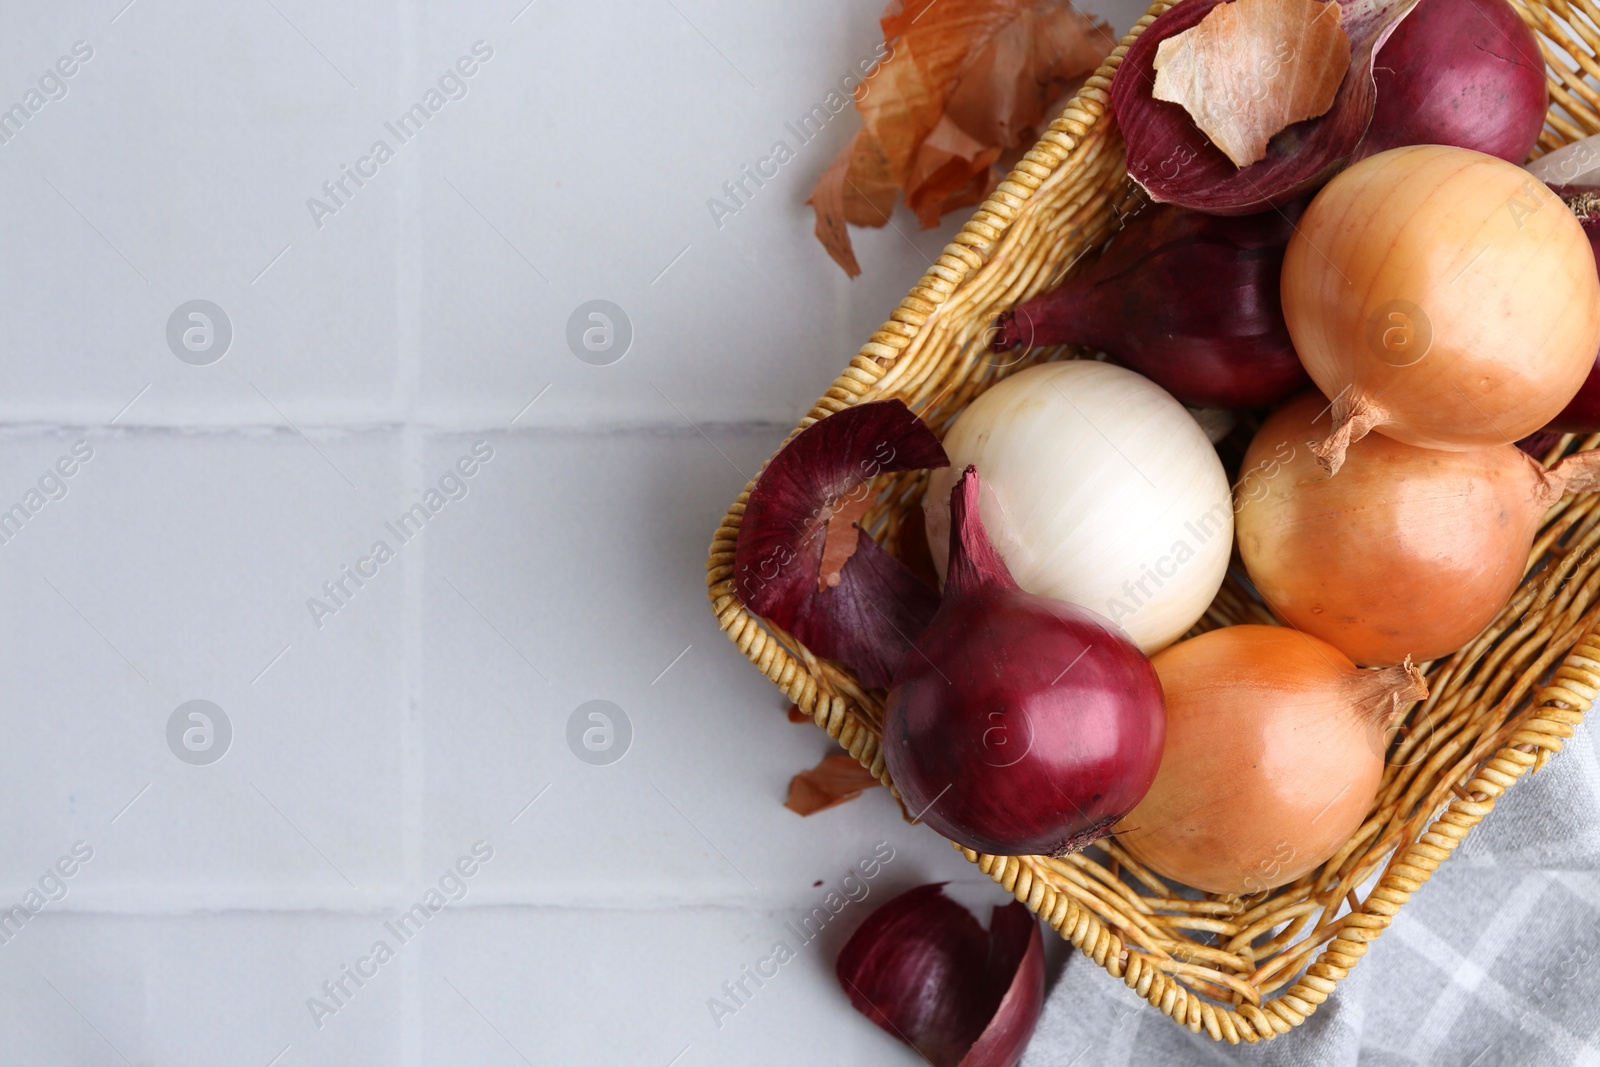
1022,722,1600,1066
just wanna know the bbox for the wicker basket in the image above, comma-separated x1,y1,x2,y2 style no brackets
706,0,1600,1042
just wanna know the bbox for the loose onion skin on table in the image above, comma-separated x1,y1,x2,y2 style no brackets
835,884,1044,1067
1115,625,1427,896
1282,145,1600,472
1232,392,1600,666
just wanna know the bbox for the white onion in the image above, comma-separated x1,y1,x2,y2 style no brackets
923,362,1231,652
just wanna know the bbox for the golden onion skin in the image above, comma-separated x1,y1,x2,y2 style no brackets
1115,626,1422,896
1235,392,1545,666
1283,145,1600,468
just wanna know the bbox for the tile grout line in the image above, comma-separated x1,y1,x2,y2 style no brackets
33,890,1002,914
0,417,800,436
396,0,424,1063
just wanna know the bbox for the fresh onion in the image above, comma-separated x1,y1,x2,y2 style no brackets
1236,392,1600,665
1357,0,1547,164
1282,145,1600,472
1540,187,1600,432
924,362,1232,652
887,467,1166,857
1116,625,1428,895
989,204,1309,409
836,884,1044,1067
1109,0,1421,215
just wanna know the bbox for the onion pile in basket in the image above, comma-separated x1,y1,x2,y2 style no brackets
731,1,1599,1054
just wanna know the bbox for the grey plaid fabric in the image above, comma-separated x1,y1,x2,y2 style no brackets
1022,721,1600,1065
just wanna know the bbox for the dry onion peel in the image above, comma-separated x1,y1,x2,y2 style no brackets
1111,0,1420,214
1152,0,1350,169
1526,133,1600,191
734,400,948,688
836,883,1044,1067
784,753,883,816
807,0,1112,277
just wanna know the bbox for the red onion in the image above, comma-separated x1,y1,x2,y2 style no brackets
1517,430,1563,458
885,466,1166,857
733,400,948,688
1110,0,1420,214
837,884,1044,1067
1356,0,1547,165
1541,188,1600,433
1549,373,1600,435
990,204,1308,409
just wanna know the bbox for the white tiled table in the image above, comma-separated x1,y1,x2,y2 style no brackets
0,1,1144,1064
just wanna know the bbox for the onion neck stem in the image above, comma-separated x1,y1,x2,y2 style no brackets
1312,392,1384,475
992,281,1101,352
1347,655,1429,730
946,466,1021,597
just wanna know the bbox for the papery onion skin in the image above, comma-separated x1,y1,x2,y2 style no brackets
989,205,1309,409
888,467,1166,858
1283,145,1600,471
1357,0,1547,164
733,399,949,687
957,903,1044,1067
1236,392,1544,665
836,884,1044,1067
924,362,1232,653
1115,625,1427,895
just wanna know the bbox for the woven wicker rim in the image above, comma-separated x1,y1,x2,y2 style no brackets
706,0,1600,1042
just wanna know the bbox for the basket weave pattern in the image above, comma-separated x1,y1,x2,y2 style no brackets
706,0,1600,1041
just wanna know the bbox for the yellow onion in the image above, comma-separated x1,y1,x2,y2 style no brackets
1236,392,1600,666
1116,625,1427,896
1282,145,1600,472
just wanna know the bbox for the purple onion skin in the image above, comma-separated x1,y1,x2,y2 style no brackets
1110,0,1420,215
991,205,1309,410
1517,430,1562,458
1358,0,1547,164
957,906,1044,1067
835,884,1044,1067
1541,190,1600,433
733,399,948,687
885,467,1166,858
1546,369,1600,434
